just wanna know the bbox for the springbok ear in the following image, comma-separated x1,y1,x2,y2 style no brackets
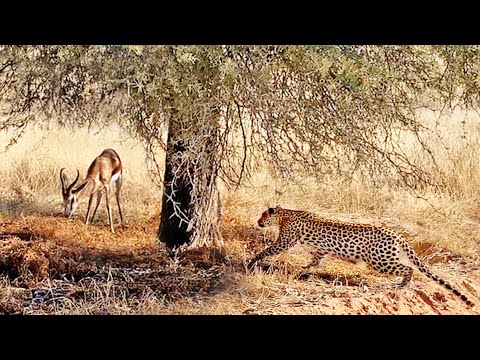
268,208,274,214
72,181,88,194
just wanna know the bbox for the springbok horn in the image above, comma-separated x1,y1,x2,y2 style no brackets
60,168,67,195
66,169,80,194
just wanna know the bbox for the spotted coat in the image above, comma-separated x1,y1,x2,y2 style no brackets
249,206,473,307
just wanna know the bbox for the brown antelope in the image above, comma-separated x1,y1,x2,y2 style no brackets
60,148,124,233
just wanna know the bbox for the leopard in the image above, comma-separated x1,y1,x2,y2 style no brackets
248,206,474,307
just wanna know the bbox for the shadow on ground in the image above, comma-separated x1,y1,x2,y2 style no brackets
0,212,236,314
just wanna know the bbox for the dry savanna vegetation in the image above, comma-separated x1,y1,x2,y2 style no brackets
0,107,479,315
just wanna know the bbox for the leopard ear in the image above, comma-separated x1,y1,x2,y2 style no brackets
268,208,274,214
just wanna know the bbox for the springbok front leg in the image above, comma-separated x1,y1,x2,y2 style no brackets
85,193,95,225
89,191,102,224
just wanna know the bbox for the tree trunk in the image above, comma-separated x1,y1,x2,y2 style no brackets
157,113,223,251
157,122,193,249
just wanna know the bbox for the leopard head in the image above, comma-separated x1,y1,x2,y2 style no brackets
258,206,282,228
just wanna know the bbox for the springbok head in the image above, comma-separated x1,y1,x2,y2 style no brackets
60,168,87,218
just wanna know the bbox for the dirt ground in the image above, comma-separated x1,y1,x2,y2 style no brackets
0,213,478,315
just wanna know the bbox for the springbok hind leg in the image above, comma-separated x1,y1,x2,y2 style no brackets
115,176,124,225
105,185,114,233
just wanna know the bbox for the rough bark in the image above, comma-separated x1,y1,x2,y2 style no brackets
157,113,223,251
157,122,193,249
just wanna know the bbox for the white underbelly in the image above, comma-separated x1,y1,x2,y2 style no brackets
292,240,316,252
110,171,121,184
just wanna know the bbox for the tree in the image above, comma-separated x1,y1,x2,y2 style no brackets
2,45,480,252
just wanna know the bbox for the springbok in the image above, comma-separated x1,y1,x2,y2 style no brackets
60,148,124,233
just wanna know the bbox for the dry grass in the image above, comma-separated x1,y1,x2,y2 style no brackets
1,109,480,314
0,124,162,221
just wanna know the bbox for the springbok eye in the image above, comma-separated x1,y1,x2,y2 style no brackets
71,198,74,206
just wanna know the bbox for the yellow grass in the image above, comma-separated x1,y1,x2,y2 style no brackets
1,108,480,314
0,124,162,222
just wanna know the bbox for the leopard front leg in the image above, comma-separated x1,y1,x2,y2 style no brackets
247,233,294,271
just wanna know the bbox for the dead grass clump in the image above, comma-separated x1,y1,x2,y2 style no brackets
173,245,231,269
0,238,50,284
0,277,30,314
0,212,166,287
117,265,228,300
0,210,238,314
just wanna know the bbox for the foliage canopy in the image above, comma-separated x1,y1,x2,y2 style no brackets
2,45,480,248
